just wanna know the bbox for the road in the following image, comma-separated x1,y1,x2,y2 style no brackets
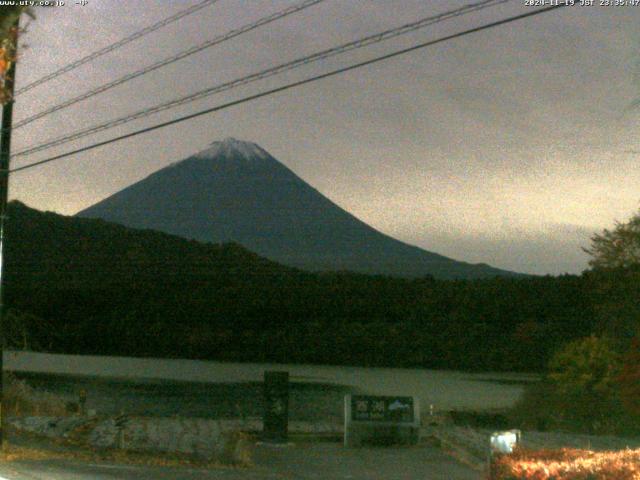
0,441,481,480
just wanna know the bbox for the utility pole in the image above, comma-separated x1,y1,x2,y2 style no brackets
0,17,20,449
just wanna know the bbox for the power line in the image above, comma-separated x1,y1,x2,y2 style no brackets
9,3,568,175
13,0,326,129
12,0,510,158
14,0,219,96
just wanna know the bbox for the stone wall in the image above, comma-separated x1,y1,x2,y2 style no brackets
9,415,250,462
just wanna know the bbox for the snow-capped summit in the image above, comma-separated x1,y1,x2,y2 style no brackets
195,137,271,162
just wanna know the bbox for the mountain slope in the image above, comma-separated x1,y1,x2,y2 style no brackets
4,200,299,355
77,138,517,279
7,199,289,287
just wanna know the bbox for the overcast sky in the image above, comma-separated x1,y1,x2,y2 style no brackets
8,0,640,275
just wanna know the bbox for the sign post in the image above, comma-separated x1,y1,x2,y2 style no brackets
344,394,420,447
263,371,289,443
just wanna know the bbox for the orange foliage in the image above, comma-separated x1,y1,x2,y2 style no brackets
489,447,640,480
0,27,17,104
0,47,6,75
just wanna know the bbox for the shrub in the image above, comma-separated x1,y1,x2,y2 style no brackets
488,447,640,480
219,431,252,466
546,336,623,433
3,374,67,417
616,336,640,418
508,380,561,432
510,336,639,434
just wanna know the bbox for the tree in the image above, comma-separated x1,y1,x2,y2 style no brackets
584,208,640,269
580,208,640,350
0,6,32,104
547,335,622,433
0,7,25,38
616,336,640,418
2,308,54,350
583,209,640,349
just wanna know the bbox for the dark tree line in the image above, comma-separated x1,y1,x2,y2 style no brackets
4,201,624,373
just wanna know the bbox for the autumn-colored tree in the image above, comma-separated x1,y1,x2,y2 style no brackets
0,6,30,104
0,7,25,39
581,208,640,351
584,208,640,269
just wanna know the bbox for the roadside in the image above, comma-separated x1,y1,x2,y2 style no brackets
4,415,640,479
424,423,640,472
0,435,481,480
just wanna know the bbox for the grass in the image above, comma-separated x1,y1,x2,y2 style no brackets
3,373,68,417
448,409,510,429
219,431,253,466
0,433,254,468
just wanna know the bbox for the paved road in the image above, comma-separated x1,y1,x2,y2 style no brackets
0,441,481,480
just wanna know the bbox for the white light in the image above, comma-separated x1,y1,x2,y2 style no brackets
490,429,521,455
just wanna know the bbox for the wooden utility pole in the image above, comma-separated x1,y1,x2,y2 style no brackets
0,17,19,449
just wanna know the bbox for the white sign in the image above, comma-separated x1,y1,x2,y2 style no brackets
490,429,521,455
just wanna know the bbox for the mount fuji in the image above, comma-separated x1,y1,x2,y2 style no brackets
77,138,517,279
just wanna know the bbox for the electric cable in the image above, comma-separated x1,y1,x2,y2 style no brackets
13,0,326,129
12,0,510,157
15,0,219,96
9,3,568,174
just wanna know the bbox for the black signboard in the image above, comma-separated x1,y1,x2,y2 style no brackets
350,395,414,423
263,371,289,442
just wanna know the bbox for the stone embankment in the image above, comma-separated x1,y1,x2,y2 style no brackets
8,415,340,462
10,412,640,471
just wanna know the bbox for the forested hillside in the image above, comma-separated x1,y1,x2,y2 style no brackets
5,201,616,372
